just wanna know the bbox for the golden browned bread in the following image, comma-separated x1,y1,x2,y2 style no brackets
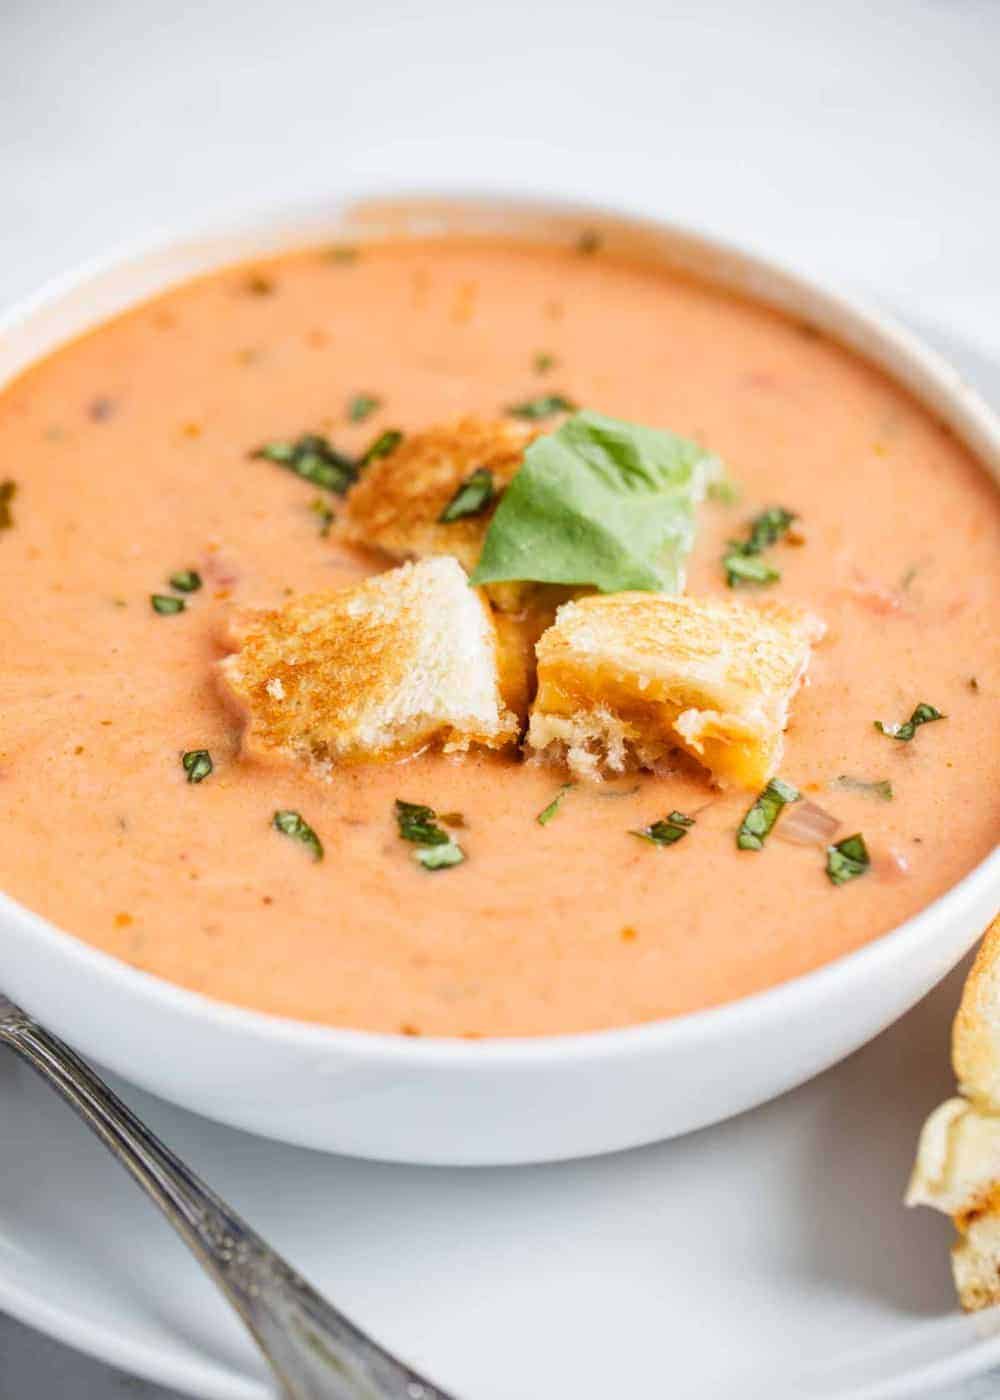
340,416,538,582
219,556,518,773
908,915,1000,1310
526,592,824,786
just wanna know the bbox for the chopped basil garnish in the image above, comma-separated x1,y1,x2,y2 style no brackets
724,553,780,586
0,479,16,531
737,777,800,851
631,810,695,847
507,394,577,421
826,833,870,885
395,799,465,870
416,843,465,870
832,775,893,801
169,569,202,593
723,506,797,587
253,433,358,495
533,352,556,374
395,800,450,845
471,411,722,595
537,782,574,826
310,497,335,536
151,593,185,615
439,468,495,523
273,809,323,861
181,749,213,783
745,507,797,552
360,429,403,467
348,393,381,423
874,702,945,742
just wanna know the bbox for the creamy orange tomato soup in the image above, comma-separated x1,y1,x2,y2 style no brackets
1,238,998,1036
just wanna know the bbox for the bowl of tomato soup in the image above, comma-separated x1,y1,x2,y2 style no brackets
0,194,997,1164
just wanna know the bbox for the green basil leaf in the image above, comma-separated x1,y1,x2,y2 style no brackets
253,434,358,494
273,809,324,861
395,799,450,846
723,506,797,587
169,569,202,593
151,594,185,615
470,411,721,594
348,394,381,423
507,394,577,421
395,799,466,869
439,468,495,523
631,810,695,847
360,429,404,467
826,833,870,885
737,778,800,851
723,552,780,587
416,842,465,870
181,750,213,783
875,702,945,742
537,782,574,826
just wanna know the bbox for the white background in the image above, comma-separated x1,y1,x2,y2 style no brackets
1,1,997,1395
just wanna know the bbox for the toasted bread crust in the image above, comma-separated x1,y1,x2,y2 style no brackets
908,915,1000,1310
340,416,539,576
528,592,823,786
954,915,1000,1108
219,557,518,773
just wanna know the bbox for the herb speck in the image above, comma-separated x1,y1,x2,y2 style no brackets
273,809,323,861
874,702,945,742
348,394,381,423
826,833,870,886
506,393,577,421
169,569,202,593
182,750,213,783
439,467,495,523
151,594,185,615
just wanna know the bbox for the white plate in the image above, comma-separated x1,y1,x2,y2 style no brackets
1,322,997,1400
4,957,1000,1400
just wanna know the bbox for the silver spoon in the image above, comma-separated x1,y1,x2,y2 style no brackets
0,992,455,1400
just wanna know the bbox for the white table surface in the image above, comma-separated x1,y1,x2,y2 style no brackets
1,0,996,1394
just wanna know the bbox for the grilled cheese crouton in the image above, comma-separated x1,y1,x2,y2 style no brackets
219,557,518,773
341,416,538,585
527,593,824,786
908,916,1000,1310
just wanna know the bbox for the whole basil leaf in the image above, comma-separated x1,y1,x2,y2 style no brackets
469,411,720,594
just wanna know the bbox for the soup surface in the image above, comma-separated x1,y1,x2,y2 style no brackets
1,236,997,1036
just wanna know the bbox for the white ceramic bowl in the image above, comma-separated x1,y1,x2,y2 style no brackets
1,194,998,1166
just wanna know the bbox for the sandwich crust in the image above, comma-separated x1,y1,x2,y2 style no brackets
907,915,1000,1310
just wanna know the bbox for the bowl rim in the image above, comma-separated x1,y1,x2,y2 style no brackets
2,187,998,1066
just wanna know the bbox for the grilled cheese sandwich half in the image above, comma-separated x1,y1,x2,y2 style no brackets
219,556,518,773
527,592,824,786
908,916,1000,1310
341,416,538,594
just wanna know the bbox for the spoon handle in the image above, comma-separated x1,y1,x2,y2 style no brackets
0,996,454,1400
